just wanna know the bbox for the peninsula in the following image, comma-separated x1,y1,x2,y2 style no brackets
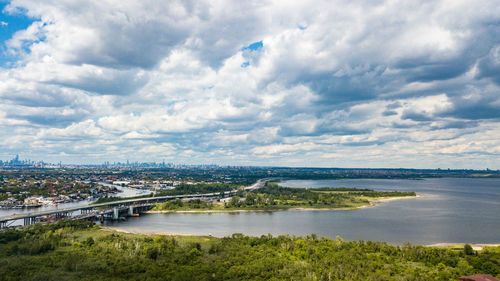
149,182,417,213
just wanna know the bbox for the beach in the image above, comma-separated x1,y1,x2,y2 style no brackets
145,193,427,214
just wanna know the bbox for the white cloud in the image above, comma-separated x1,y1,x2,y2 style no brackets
0,0,499,168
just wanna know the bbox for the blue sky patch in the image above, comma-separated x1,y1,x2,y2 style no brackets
0,1,36,66
241,41,263,52
0,1,499,168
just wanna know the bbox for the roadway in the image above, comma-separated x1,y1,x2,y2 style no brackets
244,179,267,190
0,179,268,226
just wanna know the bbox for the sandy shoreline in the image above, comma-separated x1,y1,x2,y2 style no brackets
100,227,499,250
145,193,429,214
100,226,198,237
426,243,500,251
146,209,282,214
360,193,429,208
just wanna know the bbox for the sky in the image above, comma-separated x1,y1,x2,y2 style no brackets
0,0,499,168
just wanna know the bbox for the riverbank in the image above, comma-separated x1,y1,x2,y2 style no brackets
427,243,500,251
360,193,428,208
101,226,499,251
100,226,197,237
146,193,426,214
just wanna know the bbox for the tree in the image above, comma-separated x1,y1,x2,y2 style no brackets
464,244,474,255
245,192,257,206
229,196,240,207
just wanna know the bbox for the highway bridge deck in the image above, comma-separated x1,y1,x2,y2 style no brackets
0,179,267,228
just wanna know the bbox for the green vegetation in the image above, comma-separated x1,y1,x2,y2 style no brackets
157,183,239,196
312,187,372,192
152,199,216,211
152,182,416,211
91,195,150,205
0,221,498,280
91,195,124,204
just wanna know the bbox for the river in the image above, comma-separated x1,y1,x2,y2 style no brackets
104,177,500,245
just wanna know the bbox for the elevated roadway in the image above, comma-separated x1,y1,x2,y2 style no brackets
0,179,268,228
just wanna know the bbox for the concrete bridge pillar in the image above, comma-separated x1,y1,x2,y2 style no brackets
0,221,6,228
24,217,35,226
128,206,134,216
113,208,119,220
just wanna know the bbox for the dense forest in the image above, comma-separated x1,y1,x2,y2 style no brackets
152,182,416,211
0,221,498,280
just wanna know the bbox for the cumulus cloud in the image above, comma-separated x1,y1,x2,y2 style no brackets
0,0,499,168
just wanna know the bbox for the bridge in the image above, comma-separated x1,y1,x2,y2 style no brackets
0,179,267,229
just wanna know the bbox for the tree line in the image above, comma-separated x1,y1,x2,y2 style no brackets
0,220,498,280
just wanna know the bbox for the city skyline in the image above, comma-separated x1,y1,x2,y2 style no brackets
1,1,500,169
1,154,499,172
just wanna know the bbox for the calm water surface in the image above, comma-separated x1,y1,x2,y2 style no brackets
106,178,500,244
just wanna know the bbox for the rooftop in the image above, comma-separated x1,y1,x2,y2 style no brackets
458,274,500,281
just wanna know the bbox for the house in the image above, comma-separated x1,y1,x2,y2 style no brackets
458,274,500,281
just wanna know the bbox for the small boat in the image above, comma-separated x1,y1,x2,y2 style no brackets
24,204,42,209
